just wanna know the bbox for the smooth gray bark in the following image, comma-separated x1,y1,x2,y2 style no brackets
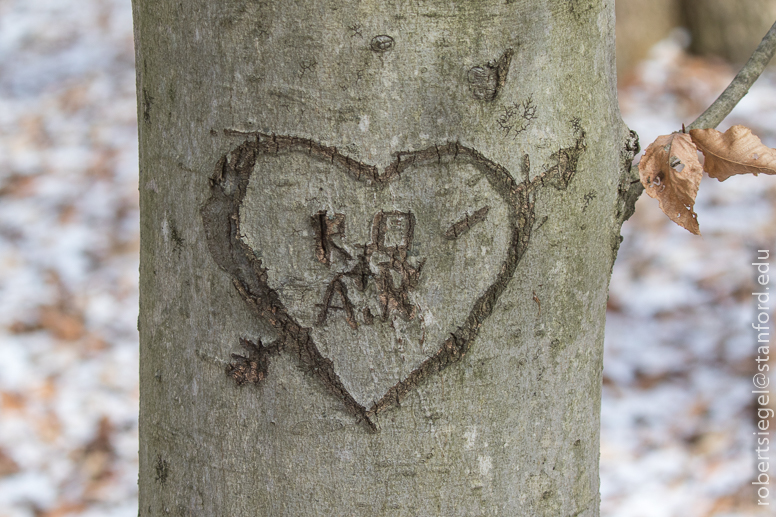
134,1,636,515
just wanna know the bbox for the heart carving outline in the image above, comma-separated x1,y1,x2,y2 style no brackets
201,125,585,432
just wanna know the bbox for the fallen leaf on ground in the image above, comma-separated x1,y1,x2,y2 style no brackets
39,305,85,341
36,502,87,517
638,133,703,234
80,416,115,482
689,125,776,181
0,448,20,477
1,391,26,412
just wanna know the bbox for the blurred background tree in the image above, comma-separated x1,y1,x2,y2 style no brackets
617,0,776,78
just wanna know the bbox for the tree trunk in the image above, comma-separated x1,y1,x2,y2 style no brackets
615,0,681,77
681,0,776,64
134,1,637,515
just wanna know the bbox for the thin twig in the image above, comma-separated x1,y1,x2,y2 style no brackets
687,20,776,130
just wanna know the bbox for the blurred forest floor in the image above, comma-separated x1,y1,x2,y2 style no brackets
0,1,774,516
604,29,776,517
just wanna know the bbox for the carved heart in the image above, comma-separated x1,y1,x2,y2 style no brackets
202,128,585,431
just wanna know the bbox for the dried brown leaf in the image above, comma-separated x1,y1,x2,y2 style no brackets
689,125,776,181
639,133,703,235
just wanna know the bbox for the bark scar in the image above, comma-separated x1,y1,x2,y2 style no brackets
468,48,514,102
312,211,349,265
201,122,586,432
445,206,490,240
226,338,280,385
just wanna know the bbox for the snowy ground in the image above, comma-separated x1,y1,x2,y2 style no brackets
0,1,138,516
0,2,773,516
604,30,776,517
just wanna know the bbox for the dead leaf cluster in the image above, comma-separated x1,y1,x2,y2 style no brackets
639,125,776,234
